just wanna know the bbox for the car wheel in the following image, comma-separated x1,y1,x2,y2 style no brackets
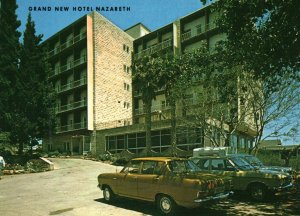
157,195,177,215
103,186,115,202
249,184,267,201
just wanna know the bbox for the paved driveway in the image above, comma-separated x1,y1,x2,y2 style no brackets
0,158,299,216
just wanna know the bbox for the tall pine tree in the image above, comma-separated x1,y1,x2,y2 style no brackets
11,13,56,154
0,0,21,132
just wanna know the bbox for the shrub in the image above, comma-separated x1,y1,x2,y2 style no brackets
48,150,61,157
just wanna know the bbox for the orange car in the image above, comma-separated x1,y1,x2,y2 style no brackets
97,157,232,215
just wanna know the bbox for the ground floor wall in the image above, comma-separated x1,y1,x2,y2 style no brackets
43,120,255,157
94,120,255,156
43,131,91,155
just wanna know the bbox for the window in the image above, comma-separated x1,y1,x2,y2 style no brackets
123,102,130,109
225,160,235,171
122,160,141,174
195,158,210,170
123,44,130,53
211,159,225,170
161,100,169,108
141,161,157,174
124,83,130,91
123,65,130,73
154,162,165,175
196,24,202,34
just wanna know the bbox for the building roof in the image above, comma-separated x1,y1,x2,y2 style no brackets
124,22,151,32
259,139,282,148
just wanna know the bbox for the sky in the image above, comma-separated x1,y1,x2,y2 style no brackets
16,0,203,41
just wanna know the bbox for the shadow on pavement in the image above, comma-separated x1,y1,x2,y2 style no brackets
94,197,227,216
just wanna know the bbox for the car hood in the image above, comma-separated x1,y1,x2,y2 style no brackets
260,166,292,173
254,169,290,179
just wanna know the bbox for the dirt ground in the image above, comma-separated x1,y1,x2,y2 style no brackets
0,158,299,216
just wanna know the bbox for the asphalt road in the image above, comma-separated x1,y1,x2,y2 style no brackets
0,158,299,216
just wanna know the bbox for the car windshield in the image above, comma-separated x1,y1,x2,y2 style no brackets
229,157,255,171
169,160,202,173
243,155,263,167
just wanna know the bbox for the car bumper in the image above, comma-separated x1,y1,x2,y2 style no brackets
273,183,294,195
194,191,234,203
274,183,293,191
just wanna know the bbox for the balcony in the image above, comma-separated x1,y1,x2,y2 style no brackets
48,31,87,58
56,121,87,133
182,97,199,105
135,104,171,115
134,38,173,59
134,86,165,97
49,55,87,78
57,77,87,94
181,22,217,42
56,99,87,114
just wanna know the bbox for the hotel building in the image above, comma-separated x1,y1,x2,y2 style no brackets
44,6,257,155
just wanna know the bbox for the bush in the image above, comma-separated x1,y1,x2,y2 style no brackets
256,150,300,170
26,159,50,173
257,151,284,166
98,153,113,161
48,150,61,157
113,157,130,166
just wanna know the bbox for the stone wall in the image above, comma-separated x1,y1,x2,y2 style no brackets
91,12,134,130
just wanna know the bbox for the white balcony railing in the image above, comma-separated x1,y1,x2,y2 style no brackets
56,121,87,133
181,22,217,42
57,77,87,93
48,31,87,57
134,38,173,59
135,104,171,115
49,55,87,78
56,99,87,113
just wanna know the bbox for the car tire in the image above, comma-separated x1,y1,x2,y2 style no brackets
249,184,267,201
157,195,177,215
103,186,115,203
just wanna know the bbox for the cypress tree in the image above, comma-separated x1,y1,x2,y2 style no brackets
0,0,21,132
12,13,56,154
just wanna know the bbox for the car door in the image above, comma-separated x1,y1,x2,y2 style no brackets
210,159,236,177
137,161,164,200
117,160,141,198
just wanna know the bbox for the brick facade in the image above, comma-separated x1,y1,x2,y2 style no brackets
91,12,133,130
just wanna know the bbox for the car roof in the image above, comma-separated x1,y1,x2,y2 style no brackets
191,155,239,159
228,154,256,158
131,157,187,162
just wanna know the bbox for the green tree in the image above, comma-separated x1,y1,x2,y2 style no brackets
158,53,198,155
201,0,300,91
181,46,241,147
0,0,21,132
199,1,300,149
132,55,163,156
11,13,56,154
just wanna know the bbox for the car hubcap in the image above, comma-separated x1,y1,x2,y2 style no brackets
161,197,171,212
104,189,110,200
252,188,263,200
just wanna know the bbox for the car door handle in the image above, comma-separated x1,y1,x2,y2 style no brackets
113,178,117,180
